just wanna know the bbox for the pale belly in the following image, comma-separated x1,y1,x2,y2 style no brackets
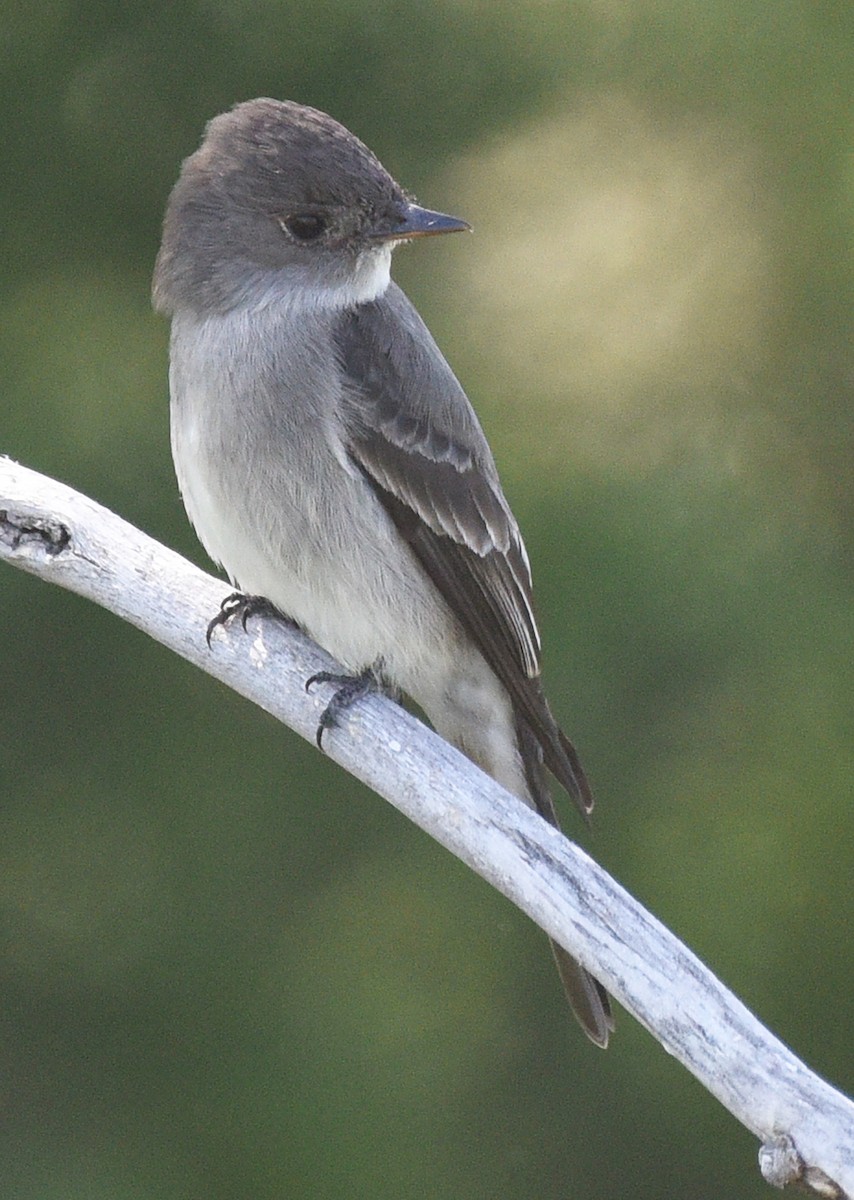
167,306,527,799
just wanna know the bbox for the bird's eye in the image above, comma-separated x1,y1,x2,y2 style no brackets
281,213,328,242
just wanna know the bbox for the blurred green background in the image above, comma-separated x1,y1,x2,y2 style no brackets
2,1,852,1196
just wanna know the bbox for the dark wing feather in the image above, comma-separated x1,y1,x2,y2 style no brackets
335,284,592,816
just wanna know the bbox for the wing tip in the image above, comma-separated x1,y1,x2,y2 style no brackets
550,728,595,822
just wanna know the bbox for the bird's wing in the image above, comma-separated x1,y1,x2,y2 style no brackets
335,283,592,815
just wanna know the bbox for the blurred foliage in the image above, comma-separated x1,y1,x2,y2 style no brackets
1,1,852,1197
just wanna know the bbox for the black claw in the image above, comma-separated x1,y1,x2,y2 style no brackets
206,592,242,646
206,592,284,646
306,667,378,750
305,670,347,694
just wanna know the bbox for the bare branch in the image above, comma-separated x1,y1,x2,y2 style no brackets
2,455,852,1197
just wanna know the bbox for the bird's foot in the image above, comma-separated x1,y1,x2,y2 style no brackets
305,664,382,750
206,592,286,647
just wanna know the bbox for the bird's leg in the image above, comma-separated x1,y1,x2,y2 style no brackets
305,661,386,750
206,591,290,646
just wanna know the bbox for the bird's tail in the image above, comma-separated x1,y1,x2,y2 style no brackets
516,717,614,1048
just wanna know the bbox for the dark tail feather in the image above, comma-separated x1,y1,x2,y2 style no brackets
551,942,614,1049
516,718,614,1047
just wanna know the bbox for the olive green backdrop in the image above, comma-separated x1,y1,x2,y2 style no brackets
2,2,852,1197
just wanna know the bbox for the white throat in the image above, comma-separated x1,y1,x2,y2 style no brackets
345,244,393,306
232,243,393,317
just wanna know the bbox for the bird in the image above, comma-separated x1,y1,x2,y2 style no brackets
153,98,613,1046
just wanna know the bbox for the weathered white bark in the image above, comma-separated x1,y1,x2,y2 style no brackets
1,456,852,1197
